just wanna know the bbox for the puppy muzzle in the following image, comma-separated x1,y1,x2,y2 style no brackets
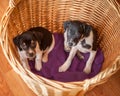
26,49,36,59
27,53,36,58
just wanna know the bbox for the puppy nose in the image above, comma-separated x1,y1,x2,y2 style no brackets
29,53,34,57
68,42,73,46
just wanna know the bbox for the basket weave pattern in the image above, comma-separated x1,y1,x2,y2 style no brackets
0,0,120,96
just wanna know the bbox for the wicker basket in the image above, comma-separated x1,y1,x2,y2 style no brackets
0,0,120,96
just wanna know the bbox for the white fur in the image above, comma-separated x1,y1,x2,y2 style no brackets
59,46,77,72
59,31,97,74
35,35,55,71
18,49,31,70
64,30,71,51
18,35,55,71
42,35,55,62
85,31,94,46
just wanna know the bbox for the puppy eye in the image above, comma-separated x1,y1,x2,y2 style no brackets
69,28,76,35
22,43,27,50
74,38,79,43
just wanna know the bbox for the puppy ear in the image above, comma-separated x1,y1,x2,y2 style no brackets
63,21,71,30
13,35,22,50
13,35,20,45
33,31,43,50
83,24,92,37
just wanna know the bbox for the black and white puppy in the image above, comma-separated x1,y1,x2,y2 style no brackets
59,20,98,74
13,27,55,71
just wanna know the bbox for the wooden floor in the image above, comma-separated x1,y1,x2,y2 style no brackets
0,0,120,96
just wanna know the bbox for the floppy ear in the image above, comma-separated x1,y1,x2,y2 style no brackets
33,30,53,51
79,22,91,37
13,35,22,50
33,31,43,50
84,24,92,37
63,21,71,30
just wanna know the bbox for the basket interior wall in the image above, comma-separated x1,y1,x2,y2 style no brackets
8,0,120,70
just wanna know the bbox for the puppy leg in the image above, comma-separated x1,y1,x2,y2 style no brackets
59,47,77,72
42,52,48,63
20,57,30,70
35,43,43,71
35,52,43,71
18,50,30,70
77,51,84,59
42,35,55,63
64,31,70,52
83,51,97,74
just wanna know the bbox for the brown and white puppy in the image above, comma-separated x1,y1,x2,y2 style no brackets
13,27,55,71
59,20,98,74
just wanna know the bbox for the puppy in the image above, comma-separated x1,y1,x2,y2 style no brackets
59,20,98,74
13,27,55,71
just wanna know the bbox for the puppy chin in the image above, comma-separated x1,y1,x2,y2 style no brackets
27,55,36,60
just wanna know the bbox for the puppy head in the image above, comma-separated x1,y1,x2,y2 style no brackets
13,31,39,59
63,20,84,51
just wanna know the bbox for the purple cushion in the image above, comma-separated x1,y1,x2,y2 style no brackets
29,33,104,82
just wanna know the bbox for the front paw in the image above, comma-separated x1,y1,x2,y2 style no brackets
35,61,42,71
42,54,48,63
77,51,84,60
23,64,31,71
78,55,84,60
22,61,31,71
59,63,70,72
83,66,91,74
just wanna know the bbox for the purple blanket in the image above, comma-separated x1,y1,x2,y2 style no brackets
29,33,104,82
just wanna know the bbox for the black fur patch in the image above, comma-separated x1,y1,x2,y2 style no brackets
29,27,52,51
81,39,91,49
13,35,22,51
13,27,52,51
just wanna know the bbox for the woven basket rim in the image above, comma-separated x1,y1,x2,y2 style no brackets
0,0,120,95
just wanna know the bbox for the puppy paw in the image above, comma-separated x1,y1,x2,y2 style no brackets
23,65,31,71
22,62,31,71
77,51,84,60
42,54,48,63
64,46,71,52
59,64,70,72
35,64,42,71
79,55,84,60
35,61,42,71
26,65,31,71
83,67,91,74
